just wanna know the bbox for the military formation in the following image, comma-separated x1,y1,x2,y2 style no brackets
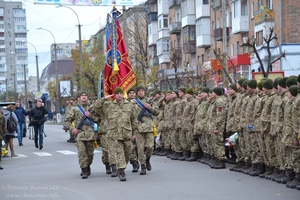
63,75,300,190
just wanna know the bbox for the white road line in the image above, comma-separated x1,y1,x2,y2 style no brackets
33,152,52,157
57,150,77,155
13,154,27,158
94,150,102,153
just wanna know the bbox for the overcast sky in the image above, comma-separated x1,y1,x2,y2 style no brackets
22,0,123,76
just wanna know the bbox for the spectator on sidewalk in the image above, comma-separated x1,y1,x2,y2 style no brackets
14,101,28,146
3,105,18,157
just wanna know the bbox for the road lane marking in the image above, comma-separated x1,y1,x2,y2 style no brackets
33,152,52,156
57,150,77,155
13,154,27,158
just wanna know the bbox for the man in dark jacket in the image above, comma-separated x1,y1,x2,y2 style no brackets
14,101,28,146
28,99,48,149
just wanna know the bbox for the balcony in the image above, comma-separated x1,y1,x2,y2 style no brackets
149,56,159,66
183,42,196,54
170,48,182,58
232,15,249,34
148,12,158,23
254,9,274,25
214,27,229,41
169,0,180,9
212,0,228,10
197,34,211,48
169,22,181,34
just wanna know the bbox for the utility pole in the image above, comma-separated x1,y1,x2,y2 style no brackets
222,0,228,82
23,64,27,100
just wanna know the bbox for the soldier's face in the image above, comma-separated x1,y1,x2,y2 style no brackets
70,100,73,104
278,85,284,92
137,89,145,98
80,94,88,103
228,88,236,96
165,93,171,100
115,93,124,101
178,90,184,97
171,92,177,98
185,93,192,99
210,92,216,99
128,91,136,99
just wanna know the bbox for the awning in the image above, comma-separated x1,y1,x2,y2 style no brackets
228,54,250,68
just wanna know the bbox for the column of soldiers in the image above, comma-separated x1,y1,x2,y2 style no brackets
63,75,300,189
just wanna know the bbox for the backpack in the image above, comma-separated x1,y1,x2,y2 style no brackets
7,112,17,133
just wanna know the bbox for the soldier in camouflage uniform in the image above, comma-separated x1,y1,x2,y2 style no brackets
65,91,97,179
131,86,159,175
288,85,300,190
126,88,140,173
94,87,137,181
65,98,76,143
207,87,227,169
176,88,189,161
194,87,210,163
183,88,199,161
152,90,162,155
0,110,6,170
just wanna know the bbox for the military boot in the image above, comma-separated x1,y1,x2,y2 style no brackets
87,166,91,176
240,162,251,173
229,161,242,172
111,164,118,177
214,160,226,169
131,160,139,173
273,170,285,182
245,164,257,175
198,153,206,163
203,154,212,165
250,163,266,176
268,168,279,180
81,168,88,179
159,148,169,156
295,173,300,190
186,152,198,162
140,164,146,175
105,163,111,174
178,150,188,161
167,150,175,158
158,147,165,156
118,168,126,181
280,169,295,184
248,164,259,176
209,157,219,169
146,158,152,171
286,173,298,189
259,165,273,178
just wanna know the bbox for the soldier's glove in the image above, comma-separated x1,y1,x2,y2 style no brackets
213,130,218,134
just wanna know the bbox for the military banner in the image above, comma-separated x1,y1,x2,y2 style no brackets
104,8,136,96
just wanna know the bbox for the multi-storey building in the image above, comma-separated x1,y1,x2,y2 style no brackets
0,1,28,94
50,43,78,61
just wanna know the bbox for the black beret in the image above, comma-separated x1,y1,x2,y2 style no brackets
237,78,248,87
173,90,179,97
278,77,289,88
289,85,299,97
242,80,249,90
262,79,273,89
213,87,223,96
201,87,210,94
273,77,281,89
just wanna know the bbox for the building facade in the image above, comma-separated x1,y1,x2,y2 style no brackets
50,42,78,61
0,1,28,94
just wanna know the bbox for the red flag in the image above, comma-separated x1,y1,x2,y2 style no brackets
104,18,136,96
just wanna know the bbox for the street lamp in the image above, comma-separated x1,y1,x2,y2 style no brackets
36,27,60,113
56,5,83,73
24,41,40,92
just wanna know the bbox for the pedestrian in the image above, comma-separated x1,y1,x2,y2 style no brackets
28,99,49,150
93,87,138,181
131,86,159,175
64,91,97,179
14,101,28,146
3,104,18,157
0,108,6,169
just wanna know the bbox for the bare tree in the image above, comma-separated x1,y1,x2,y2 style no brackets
242,27,285,78
169,48,183,89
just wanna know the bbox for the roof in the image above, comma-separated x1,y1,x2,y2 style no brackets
40,58,76,81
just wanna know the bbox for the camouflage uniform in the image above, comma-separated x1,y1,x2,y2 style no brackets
291,93,300,175
169,98,181,156
131,97,159,167
207,97,227,162
182,96,199,156
65,102,97,170
161,100,171,152
176,96,188,155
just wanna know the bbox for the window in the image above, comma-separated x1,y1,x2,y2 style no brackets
148,25,152,35
56,49,63,54
15,33,27,38
183,26,195,42
241,0,248,16
15,49,28,53
9,42,11,46
256,30,263,46
267,0,272,9
217,19,220,28
0,33,4,37
163,17,168,28
0,48,5,52
0,24,4,29
203,0,209,4
176,13,180,22
15,25,26,30
251,2,254,18
0,64,4,69
182,0,187,17
13,9,25,14
14,17,26,22
16,41,26,45
237,41,240,54
233,2,236,18
177,38,180,48
17,56,27,60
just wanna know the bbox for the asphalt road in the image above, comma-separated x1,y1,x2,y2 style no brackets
0,124,299,200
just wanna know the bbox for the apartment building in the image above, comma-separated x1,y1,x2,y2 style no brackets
145,0,300,88
0,1,28,94
50,42,78,61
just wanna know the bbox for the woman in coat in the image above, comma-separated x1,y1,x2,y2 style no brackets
3,104,18,157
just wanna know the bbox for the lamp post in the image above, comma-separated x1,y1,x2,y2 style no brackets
36,27,60,113
56,5,83,73
25,41,40,92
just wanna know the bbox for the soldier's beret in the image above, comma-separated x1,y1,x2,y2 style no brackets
126,88,136,94
289,85,299,97
278,77,289,88
186,88,194,95
289,75,297,79
257,79,266,91
286,78,297,88
242,80,249,90
273,77,281,89
153,89,161,96
178,88,186,93
166,91,172,94
298,74,300,83
237,78,248,87
70,97,75,101
173,90,179,97
79,91,88,97
136,85,145,92
262,79,273,89
247,79,257,89
201,87,210,94
114,87,124,94
229,83,238,92
213,87,223,96
162,90,167,94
